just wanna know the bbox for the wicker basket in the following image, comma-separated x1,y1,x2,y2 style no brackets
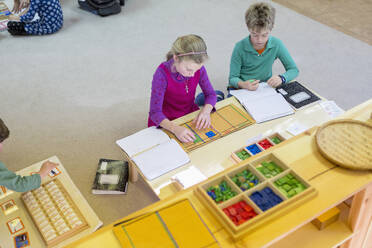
315,119,372,170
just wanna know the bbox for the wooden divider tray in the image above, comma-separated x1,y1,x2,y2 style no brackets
22,179,89,247
231,132,286,164
165,104,255,152
195,152,316,240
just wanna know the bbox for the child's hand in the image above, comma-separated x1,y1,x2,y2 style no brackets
193,108,211,130
173,125,195,143
12,0,20,13
8,14,21,21
238,80,259,91
267,75,282,87
37,161,58,179
19,0,30,10
12,0,29,13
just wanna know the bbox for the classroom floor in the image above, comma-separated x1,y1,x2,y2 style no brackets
273,0,372,45
1,0,371,226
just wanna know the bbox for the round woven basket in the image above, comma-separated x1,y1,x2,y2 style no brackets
315,119,372,170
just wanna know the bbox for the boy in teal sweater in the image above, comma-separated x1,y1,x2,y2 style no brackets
0,118,57,192
229,2,299,91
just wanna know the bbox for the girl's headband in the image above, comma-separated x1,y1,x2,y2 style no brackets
177,51,207,57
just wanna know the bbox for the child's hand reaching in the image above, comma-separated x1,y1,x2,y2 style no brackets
238,79,259,91
173,125,195,143
37,161,59,179
193,108,211,130
267,75,282,87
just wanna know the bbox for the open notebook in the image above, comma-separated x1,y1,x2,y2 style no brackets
230,83,294,123
116,127,190,181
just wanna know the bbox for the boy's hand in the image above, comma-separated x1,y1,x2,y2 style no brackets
37,161,58,179
173,125,195,143
238,80,259,91
267,75,282,87
8,14,21,21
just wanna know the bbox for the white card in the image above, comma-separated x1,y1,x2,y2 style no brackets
100,162,108,170
286,121,309,136
99,174,119,185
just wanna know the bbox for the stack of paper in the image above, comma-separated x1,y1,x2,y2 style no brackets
172,166,207,189
230,83,294,123
116,127,190,181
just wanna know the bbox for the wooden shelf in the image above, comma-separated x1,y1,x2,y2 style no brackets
271,220,353,248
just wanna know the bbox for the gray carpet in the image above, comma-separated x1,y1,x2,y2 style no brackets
0,0,371,225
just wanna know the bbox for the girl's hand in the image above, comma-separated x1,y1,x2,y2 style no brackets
238,79,259,91
8,14,20,21
173,125,195,143
12,0,20,13
193,108,211,130
267,75,282,87
19,0,30,10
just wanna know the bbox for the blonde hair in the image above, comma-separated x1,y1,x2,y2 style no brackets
245,2,276,32
166,34,208,64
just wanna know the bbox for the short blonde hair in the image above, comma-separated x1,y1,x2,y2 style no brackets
166,34,208,64
245,2,276,32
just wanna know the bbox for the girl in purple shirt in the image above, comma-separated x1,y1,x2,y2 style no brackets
148,35,217,143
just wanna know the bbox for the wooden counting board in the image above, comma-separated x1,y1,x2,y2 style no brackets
21,179,89,247
169,104,255,152
195,152,316,240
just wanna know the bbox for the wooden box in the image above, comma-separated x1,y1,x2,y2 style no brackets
196,152,316,240
21,179,89,247
231,132,286,164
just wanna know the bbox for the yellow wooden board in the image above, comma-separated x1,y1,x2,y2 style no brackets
167,104,255,152
113,199,220,247
113,213,175,247
159,200,217,247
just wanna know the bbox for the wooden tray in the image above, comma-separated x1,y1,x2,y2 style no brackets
315,119,372,170
195,153,316,240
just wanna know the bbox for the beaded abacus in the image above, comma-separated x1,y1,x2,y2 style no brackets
22,179,89,247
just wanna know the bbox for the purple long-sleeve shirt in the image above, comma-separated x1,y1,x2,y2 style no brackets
149,59,217,126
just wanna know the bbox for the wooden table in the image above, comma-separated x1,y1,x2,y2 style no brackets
129,97,334,199
0,156,102,248
67,99,372,248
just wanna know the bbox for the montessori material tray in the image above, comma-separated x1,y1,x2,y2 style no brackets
195,153,316,240
315,119,372,170
22,179,89,247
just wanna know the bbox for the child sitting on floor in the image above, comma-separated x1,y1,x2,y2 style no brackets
7,0,63,35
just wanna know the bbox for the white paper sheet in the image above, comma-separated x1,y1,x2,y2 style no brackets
319,100,345,118
286,121,309,136
230,83,278,102
172,166,207,189
116,127,170,157
242,94,294,123
132,139,190,181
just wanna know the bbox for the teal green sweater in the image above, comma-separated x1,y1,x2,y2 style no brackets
229,36,299,88
0,161,41,192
